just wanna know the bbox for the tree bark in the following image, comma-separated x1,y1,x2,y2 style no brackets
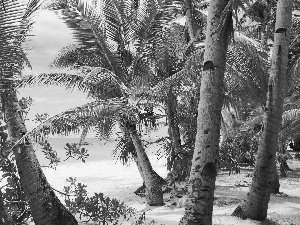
166,88,183,179
179,0,230,224
232,0,292,220
185,0,196,41
3,90,78,225
127,127,163,206
261,2,271,49
78,126,88,148
269,159,280,194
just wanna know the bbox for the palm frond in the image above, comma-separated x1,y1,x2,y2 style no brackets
18,72,88,92
83,67,124,99
48,0,127,80
282,108,300,139
147,47,203,100
282,108,300,125
225,32,269,106
94,116,116,140
0,0,42,88
11,98,129,149
130,57,157,89
19,67,125,100
113,135,136,165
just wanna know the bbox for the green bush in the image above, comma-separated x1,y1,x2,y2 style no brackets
63,177,136,225
219,130,258,175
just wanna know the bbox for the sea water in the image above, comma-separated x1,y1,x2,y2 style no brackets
34,135,168,207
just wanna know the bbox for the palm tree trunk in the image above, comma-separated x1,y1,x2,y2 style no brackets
220,116,228,145
179,0,230,224
269,159,280,194
166,88,182,178
278,134,288,177
185,0,196,41
261,3,271,49
127,126,163,206
232,0,292,220
3,90,78,225
78,126,88,148
293,135,300,151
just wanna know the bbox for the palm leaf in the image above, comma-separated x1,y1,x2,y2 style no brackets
49,0,128,80
51,44,113,69
282,108,300,139
225,32,269,106
82,67,125,99
10,98,129,150
18,72,88,92
147,47,203,100
113,135,136,165
94,116,116,140
0,0,42,88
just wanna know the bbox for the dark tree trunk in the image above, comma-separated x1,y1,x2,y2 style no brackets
232,0,292,220
269,159,280,194
128,127,164,206
166,88,183,179
293,136,300,151
0,190,11,225
3,90,78,225
185,0,196,41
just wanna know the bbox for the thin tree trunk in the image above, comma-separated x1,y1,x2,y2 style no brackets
220,117,228,145
185,0,196,41
278,133,288,177
232,0,292,220
78,126,88,148
166,88,182,178
293,135,300,151
3,90,78,225
127,126,163,206
261,3,271,49
0,190,11,225
179,0,230,224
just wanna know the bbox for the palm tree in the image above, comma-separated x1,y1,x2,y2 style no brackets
179,0,231,224
20,0,184,206
0,0,78,224
232,0,293,220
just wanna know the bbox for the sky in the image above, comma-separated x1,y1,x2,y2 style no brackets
18,9,186,132
19,10,91,131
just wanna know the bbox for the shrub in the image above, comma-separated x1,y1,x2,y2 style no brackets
63,177,136,225
219,130,259,175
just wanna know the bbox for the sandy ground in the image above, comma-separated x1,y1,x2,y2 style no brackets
69,156,300,225
134,158,300,225
24,127,300,225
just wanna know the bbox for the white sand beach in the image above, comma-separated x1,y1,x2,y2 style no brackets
29,127,300,225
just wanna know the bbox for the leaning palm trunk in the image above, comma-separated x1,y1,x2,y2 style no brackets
179,0,230,224
232,0,292,220
126,124,163,206
120,126,165,198
3,90,78,225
